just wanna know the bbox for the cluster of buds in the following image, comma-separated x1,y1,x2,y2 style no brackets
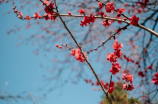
56,44,62,49
12,1,57,21
70,48,88,62
12,6,32,20
13,6,23,19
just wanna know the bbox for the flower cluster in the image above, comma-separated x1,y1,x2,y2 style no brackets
114,49,122,58
103,20,112,27
116,8,125,15
43,13,56,20
113,41,123,50
110,62,121,74
71,48,88,62
44,3,54,15
80,14,95,27
122,73,135,91
123,83,135,91
129,15,139,25
43,3,56,21
107,40,123,75
105,2,115,13
123,73,133,83
152,72,158,85
107,53,117,62
116,8,125,17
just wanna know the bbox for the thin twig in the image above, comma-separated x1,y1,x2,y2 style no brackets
86,24,130,54
29,93,38,104
108,74,112,93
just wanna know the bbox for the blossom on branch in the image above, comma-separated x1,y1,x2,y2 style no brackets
71,48,88,62
79,9,86,14
113,40,123,50
68,11,71,15
34,12,40,19
129,15,139,25
25,15,31,20
122,73,133,83
110,62,121,74
105,2,115,13
116,8,125,14
107,53,117,62
103,20,111,27
114,49,122,58
80,14,95,26
18,11,23,19
123,84,135,91
44,3,54,15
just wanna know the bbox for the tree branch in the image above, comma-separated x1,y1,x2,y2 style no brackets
59,14,158,37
